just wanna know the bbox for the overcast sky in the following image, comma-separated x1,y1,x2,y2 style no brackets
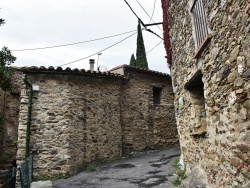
0,0,170,74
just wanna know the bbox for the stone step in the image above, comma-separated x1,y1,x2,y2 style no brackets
31,181,53,188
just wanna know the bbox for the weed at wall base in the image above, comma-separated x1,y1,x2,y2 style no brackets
171,158,187,187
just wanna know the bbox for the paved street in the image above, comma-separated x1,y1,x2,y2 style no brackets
53,145,180,188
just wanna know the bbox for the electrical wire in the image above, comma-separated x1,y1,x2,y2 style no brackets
56,31,137,67
11,30,137,52
124,0,141,22
146,40,163,54
149,0,157,24
135,0,162,31
144,28,163,40
124,0,163,40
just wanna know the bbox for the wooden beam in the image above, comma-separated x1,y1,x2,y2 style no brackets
194,34,212,59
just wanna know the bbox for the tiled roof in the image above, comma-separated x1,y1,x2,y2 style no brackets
15,66,125,79
109,64,171,78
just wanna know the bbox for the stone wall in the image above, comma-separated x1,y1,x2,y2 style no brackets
17,74,124,178
168,0,250,187
15,67,178,179
0,72,22,159
121,69,178,153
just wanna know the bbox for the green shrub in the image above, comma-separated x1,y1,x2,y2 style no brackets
172,177,182,187
171,158,187,187
86,162,99,173
176,168,187,180
172,158,179,168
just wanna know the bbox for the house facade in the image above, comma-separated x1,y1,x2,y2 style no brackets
163,0,250,187
110,65,177,153
12,65,178,179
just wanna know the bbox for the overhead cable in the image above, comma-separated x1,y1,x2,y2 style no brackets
143,27,163,40
11,30,137,51
149,0,157,24
56,31,137,67
124,0,142,22
146,40,163,54
124,0,163,40
135,0,162,31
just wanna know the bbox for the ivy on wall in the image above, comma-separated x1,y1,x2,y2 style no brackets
0,47,16,140
161,0,172,68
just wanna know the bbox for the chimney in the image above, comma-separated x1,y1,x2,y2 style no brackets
89,59,95,72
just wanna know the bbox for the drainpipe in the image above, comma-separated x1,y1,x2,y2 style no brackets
23,74,33,158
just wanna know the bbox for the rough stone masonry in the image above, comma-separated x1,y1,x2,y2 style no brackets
166,0,250,187
14,66,178,180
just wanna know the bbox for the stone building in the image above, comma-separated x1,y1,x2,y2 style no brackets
12,64,178,179
162,0,250,187
110,65,177,153
0,72,22,160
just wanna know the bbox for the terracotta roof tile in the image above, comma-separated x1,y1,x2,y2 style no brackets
16,66,125,79
14,65,170,79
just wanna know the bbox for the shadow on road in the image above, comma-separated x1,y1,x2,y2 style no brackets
53,145,180,188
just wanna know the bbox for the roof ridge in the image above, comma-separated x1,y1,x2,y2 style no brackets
109,64,170,77
13,66,125,79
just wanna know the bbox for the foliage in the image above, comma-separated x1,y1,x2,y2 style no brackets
136,20,148,69
161,0,172,68
86,162,99,173
0,14,16,91
172,158,179,168
172,177,182,187
171,158,187,187
172,168,187,187
129,53,136,66
0,18,4,26
0,47,16,91
176,168,187,180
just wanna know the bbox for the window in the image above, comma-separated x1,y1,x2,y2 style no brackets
185,70,207,136
191,0,212,58
153,87,162,105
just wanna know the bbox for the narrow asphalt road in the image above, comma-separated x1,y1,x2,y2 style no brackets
53,145,180,188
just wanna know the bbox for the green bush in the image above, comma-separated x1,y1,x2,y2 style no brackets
86,162,99,173
172,177,182,187
171,158,187,187
0,47,16,91
172,158,179,168
176,168,187,180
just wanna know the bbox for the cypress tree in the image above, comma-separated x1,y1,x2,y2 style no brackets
129,53,136,66
136,20,148,69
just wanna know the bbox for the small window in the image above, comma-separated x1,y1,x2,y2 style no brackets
191,0,211,58
153,87,162,105
185,70,207,136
